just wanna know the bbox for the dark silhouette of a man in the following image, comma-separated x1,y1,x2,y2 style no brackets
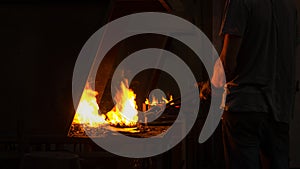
211,0,299,168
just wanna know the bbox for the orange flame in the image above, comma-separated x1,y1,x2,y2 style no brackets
73,84,107,127
72,79,138,128
106,80,138,127
145,95,173,106
162,95,173,105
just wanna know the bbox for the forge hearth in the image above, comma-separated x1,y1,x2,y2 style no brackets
68,99,177,138
67,77,179,138
68,123,171,138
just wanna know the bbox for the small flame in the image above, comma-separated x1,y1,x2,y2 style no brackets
151,95,159,105
162,95,174,105
145,98,150,105
145,95,174,106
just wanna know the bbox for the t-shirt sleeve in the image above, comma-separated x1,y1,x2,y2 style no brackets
220,0,249,37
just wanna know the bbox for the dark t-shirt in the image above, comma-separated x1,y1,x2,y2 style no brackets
220,0,298,122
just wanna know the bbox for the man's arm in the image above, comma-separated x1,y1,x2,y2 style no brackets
211,34,242,87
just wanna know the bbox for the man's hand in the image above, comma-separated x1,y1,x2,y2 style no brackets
199,81,211,100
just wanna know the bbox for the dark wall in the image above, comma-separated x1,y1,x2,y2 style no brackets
290,0,300,167
0,1,226,169
0,1,111,137
0,0,172,138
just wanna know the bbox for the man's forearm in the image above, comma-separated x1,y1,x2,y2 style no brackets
211,34,242,87
219,34,242,82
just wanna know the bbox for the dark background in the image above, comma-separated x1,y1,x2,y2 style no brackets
0,0,299,169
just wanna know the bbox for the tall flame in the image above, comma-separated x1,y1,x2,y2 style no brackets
106,80,138,127
72,79,139,128
73,84,107,127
